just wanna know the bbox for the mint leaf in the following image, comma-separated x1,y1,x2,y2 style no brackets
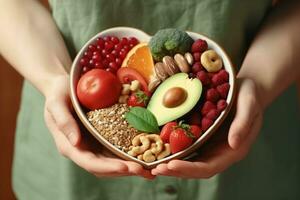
125,107,160,133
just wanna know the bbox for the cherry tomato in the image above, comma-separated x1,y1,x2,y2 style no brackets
77,69,121,110
160,122,178,143
117,68,149,94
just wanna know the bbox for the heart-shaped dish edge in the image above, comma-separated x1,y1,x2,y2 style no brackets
70,27,237,169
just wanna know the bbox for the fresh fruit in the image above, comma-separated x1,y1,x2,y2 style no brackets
191,39,208,53
79,36,139,75
149,28,194,62
121,43,155,83
127,90,149,107
193,52,201,62
191,62,204,74
201,101,217,116
188,112,202,126
147,73,202,126
216,83,230,99
217,99,228,112
160,122,178,143
206,109,220,120
190,125,202,138
169,128,193,154
205,88,220,102
218,69,229,82
117,67,149,93
196,71,210,85
201,118,214,131
77,69,121,110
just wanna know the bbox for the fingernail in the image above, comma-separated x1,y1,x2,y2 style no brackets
67,132,77,146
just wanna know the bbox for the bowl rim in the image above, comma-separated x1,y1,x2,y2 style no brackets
70,27,237,169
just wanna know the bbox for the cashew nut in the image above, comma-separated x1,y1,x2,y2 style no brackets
143,150,156,163
147,134,163,155
121,84,131,95
130,80,140,92
157,143,171,160
137,154,144,161
127,134,150,157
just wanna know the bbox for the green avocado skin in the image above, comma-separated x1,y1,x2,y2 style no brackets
147,73,202,126
149,28,194,62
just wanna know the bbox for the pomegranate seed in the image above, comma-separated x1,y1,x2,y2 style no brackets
89,59,95,67
115,58,122,66
82,66,90,73
92,54,102,62
101,49,109,56
110,36,120,44
115,43,123,51
109,62,118,70
88,44,96,52
121,37,128,45
104,41,114,51
122,45,130,52
79,58,88,66
103,36,111,42
84,51,93,58
96,38,105,48
106,67,116,74
106,54,115,62
102,59,109,68
119,50,128,60
128,37,139,45
111,50,119,57
95,62,104,69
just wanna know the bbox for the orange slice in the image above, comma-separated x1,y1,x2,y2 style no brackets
121,43,155,84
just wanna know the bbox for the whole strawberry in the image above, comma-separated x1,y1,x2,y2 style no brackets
127,90,149,107
160,122,177,143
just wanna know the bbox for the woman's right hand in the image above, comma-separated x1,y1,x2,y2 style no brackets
43,74,154,179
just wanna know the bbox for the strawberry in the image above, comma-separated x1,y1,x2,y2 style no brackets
191,39,208,53
160,122,177,143
217,99,228,112
190,125,202,138
127,90,149,107
196,71,210,85
206,109,220,120
201,101,217,116
216,83,230,99
169,128,193,154
201,118,213,131
205,88,220,102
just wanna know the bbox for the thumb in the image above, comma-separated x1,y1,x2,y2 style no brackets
46,98,81,146
228,79,260,149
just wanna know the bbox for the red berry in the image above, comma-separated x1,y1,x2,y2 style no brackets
201,118,213,131
205,88,220,102
193,52,201,62
211,74,226,86
196,71,210,85
191,39,208,53
216,83,230,99
169,128,193,154
217,99,228,112
110,36,120,44
190,125,202,139
206,109,220,120
201,101,217,116
218,69,229,82
160,122,177,143
121,37,128,45
192,62,204,74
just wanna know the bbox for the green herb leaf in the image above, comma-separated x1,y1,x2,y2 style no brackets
125,107,160,133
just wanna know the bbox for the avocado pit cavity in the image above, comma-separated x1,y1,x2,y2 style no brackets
163,87,187,108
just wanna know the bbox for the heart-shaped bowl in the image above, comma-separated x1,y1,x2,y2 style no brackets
70,27,236,169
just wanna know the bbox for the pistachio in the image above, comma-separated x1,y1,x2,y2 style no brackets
148,77,161,92
154,62,169,81
162,56,180,76
174,54,190,73
163,87,187,108
184,52,194,65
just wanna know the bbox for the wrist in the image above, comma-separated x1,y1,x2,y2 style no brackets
41,72,69,98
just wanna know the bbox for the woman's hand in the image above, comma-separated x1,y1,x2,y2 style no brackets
44,74,154,179
151,78,263,178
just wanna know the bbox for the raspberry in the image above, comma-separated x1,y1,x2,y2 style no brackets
217,99,228,112
196,71,210,85
201,118,213,131
192,62,204,74
211,73,226,86
205,88,220,102
218,69,229,82
217,83,230,99
201,101,217,116
191,39,208,53
193,52,201,62
206,109,220,120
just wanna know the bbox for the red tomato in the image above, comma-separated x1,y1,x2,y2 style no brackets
169,128,193,154
160,122,178,143
77,69,121,110
117,68,149,94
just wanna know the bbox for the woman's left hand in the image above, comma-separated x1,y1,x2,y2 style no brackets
151,78,263,178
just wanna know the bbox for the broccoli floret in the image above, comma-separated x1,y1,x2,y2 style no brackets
149,28,194,62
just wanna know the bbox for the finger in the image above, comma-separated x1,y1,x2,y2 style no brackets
228,79,259,149
124,161,156,179
46,98,81,146
151,163,182,177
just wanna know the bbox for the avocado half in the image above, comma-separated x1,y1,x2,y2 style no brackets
147,73,202,126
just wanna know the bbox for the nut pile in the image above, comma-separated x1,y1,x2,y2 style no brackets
86,104,141,151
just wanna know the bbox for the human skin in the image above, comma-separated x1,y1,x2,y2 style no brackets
151,0,300,178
